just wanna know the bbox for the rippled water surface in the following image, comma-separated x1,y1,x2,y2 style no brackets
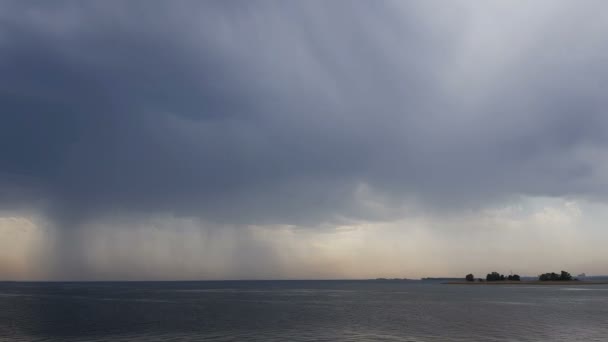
1,281,607,341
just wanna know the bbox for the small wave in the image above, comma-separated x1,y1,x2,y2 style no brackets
559,287,608,291
0,293,32,297
483,301,538,306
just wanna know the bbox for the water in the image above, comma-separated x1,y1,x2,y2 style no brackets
1,281,607,341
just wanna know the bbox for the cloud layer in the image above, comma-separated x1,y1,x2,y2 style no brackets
2,1,608,279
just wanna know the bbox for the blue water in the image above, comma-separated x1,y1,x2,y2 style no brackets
1,281,607,341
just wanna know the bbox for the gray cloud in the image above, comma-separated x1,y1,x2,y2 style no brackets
2,0,608,228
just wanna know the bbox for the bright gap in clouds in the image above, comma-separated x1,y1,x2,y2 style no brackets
1,197,606,280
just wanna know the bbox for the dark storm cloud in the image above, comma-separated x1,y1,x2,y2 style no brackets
2,1,608,226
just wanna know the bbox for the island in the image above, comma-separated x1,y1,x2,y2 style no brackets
445,270,608,285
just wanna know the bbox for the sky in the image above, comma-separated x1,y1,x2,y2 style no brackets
1,1,608,280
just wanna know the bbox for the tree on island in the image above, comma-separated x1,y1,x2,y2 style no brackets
484,272,520,281
486,272,503,281
539,270,573,281
463,272,523,282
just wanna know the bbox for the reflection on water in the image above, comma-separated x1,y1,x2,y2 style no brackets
1,281,607,341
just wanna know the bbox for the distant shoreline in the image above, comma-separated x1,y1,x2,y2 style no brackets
444,281,608,285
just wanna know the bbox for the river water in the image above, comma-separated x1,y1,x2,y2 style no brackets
1,280,606,341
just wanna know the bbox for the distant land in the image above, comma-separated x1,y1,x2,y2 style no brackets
368,274,608,284
445,280,608,285
445,271,608,285
420,277,462,282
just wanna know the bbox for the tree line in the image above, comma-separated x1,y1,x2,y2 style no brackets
465,272,521,282
538,271,572,281
465,270,575,282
